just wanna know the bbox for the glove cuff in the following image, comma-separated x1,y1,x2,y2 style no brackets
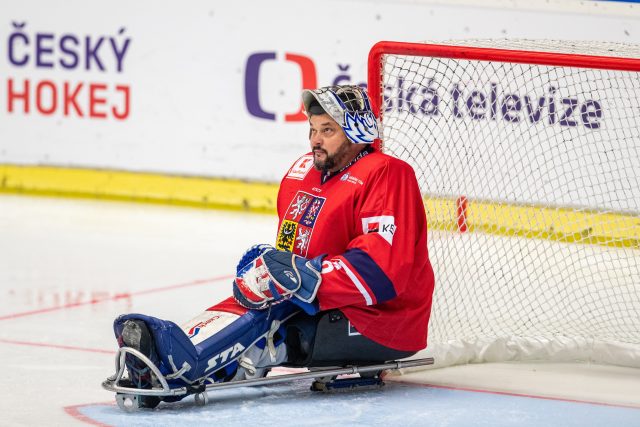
293,254,325,303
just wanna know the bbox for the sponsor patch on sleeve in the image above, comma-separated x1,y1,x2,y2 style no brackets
286,155,314,180
361,215,396,245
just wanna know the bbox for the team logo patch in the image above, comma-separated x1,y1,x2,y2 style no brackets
276,220,298,252
361,215,396,245
286,155,314,180
276,191,325,256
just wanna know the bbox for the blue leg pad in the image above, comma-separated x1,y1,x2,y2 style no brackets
114,298,299,386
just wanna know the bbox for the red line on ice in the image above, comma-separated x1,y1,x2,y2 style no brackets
64,402,115,427
0,338,115,354
0,275,232,322
387,378,640,410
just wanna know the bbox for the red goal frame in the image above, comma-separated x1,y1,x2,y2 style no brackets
367,40,640,151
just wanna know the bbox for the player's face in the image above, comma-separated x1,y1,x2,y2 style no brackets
309,114,357,173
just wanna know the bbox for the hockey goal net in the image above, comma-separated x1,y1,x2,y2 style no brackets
368,40,640,368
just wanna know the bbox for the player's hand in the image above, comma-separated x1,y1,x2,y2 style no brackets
232,245,324,311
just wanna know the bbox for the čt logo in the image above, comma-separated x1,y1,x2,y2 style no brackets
244,52,317,121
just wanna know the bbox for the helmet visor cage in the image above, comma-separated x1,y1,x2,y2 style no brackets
303,85,380,144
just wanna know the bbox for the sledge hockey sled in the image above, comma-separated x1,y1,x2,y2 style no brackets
102,345,434,412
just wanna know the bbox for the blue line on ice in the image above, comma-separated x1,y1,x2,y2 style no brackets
86,380,640,427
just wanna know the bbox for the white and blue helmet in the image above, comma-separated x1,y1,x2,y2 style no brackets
302,85,380,144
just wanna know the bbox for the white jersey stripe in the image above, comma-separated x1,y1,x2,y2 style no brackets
338,259,373,306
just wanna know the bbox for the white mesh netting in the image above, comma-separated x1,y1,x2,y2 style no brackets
375,40,640,368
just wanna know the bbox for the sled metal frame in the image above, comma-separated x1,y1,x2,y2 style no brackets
102,345,434,398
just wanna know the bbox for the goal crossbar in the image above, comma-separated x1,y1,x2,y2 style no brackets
369,41,640,120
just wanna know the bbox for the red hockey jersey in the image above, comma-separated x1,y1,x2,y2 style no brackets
276,148,435,351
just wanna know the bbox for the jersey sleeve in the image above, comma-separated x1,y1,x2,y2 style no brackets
316,159,428,310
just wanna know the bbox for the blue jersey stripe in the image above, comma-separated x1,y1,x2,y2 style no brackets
343,248,396,304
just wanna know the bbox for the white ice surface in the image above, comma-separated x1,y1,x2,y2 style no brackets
1,195,639,426
0,195,276,426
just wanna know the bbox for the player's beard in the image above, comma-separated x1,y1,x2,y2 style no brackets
313,138,353,172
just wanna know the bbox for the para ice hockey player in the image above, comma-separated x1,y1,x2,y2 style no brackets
109,85,436,408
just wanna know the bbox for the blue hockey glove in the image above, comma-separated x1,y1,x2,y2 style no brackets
233,245,324,311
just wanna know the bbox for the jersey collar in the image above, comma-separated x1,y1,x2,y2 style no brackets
320,145,373,184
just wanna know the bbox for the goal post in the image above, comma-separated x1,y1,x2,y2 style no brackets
367,40,640,368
